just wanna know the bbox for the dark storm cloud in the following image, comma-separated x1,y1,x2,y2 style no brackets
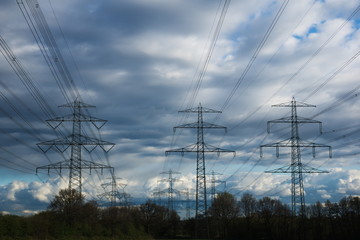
1,0,360,214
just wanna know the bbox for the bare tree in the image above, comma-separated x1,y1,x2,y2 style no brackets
240,193,257,218
209,192,240,238
48,188,84,226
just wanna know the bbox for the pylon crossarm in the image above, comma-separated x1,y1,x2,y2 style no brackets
36,160,71,174
59,101,96,108
260,139,291,157
47,113,89,123
48,113,107,125
46,117,64,129
160,170,181,175
174,121,227,130
265,165,292,173
39,134,96,147
202,122,227,130
39,136,72,145
269,116,321,123
296,140,332,158
300,163,329,173
81,114,108,129
166,143,235,156
266,163,329,174
37,135,114,153
174,122,199,129
267,117,322,133
46,114,71,123
98,191,125,199
81,159,113,170
36,159,112,172
79,135,115,152
203,143,236,156
158,188,181,195
261,138,292,147
179,106,222,114
260,139,332,158
37,137,72,152
272,99,316,108
165,143,198,156
37,144,53,153
80,114,106,121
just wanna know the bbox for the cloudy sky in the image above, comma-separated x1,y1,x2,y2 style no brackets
1,0,360,215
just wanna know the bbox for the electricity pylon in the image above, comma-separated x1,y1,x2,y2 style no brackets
98,176,129,207
166,103,235,219
260,97,332,216
158,169,181,212
180,188,192,219
208,171,226,204
36,100,115,194
153,187,163,206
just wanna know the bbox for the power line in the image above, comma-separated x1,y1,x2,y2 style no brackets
219,0,289,114
220,1,360,136
17,0,80,104
36,100,114,194
167,0,232,173
166,103,235,220
260,98,332,216
184,0,231,110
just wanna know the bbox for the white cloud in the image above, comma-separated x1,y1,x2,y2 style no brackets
29,181,53,203
0,0,360,214
6,181,28,201
336,169,360,194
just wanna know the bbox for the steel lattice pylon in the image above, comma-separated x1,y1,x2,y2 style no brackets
166,103,235,219
98,175,129,207
260,97,332,216
208,171,226,205
36,100,115,194
158,169,181,212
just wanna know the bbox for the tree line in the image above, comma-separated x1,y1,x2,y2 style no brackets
0,189,359,239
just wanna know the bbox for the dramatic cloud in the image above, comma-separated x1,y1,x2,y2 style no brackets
1,0,360,214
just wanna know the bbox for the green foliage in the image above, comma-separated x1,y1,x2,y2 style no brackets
2,192,360,239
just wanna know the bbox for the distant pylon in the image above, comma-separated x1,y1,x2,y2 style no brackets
180,188,191,219
166,103,235,219
36,100,115,194
260,97,332,216
153,187,163,206
158,169,181,212
208,171,226,204
98,175,129,207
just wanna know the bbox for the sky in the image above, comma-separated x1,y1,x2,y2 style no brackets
1,0,360,215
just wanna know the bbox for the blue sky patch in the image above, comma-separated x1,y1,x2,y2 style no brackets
307,24,319,35
354,19,360,30
292,34,303,40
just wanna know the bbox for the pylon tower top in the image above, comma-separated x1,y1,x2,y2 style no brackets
158,169,181,212
260,97,332,216
37,100,115,194
166,103,235,220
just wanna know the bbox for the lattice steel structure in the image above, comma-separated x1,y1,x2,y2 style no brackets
166,103,235,219
260,97,332,216
158,169,181,212
98,175,129,207
36,100,115,194
208,171,226,205
153,187,163,206
180,188,191,219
